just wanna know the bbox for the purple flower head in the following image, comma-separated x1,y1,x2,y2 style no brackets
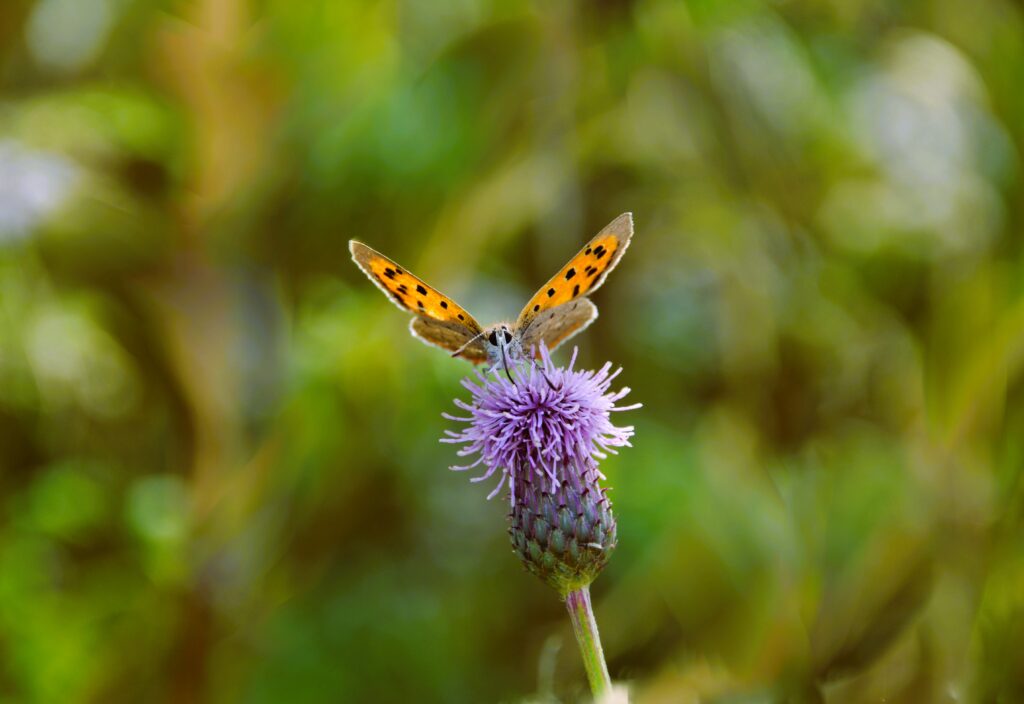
441,346,640,504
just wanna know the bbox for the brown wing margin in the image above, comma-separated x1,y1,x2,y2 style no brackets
410,318,488,363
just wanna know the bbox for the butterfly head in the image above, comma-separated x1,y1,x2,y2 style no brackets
484,324,524,371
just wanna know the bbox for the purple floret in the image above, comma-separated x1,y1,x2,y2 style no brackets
441,346,640,504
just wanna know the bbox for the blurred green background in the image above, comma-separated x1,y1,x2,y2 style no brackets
1,0,1023,702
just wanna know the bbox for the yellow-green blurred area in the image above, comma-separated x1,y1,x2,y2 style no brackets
2,0,1024,701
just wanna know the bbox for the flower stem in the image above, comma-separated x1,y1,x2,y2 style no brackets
565,585,611,698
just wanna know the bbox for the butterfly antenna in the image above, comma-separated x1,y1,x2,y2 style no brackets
450,330,486,358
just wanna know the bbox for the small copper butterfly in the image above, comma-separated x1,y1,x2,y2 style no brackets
350,213,633,371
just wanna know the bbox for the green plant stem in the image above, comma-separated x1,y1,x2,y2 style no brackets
565,585,611,698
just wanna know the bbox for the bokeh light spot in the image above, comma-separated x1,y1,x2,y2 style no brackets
25,0,115,74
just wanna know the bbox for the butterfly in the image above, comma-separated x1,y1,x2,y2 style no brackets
349,212,633,372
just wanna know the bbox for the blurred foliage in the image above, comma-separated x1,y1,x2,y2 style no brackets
1,0,1024,702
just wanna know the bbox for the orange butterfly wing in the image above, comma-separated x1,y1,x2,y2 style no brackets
515,213,633,331
519,298,598,356
349,241,484,333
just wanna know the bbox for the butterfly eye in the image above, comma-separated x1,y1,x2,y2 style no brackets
503,330,513,343
488,331,499,346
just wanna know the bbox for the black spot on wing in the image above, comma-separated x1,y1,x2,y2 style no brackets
565,268,576,280
440,301,448,309
547,288,555,297
573,284,580,296
389,289,406,306
416,284,427,295
533,304,540,312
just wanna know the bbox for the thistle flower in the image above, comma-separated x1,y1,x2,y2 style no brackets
441,346,640,697
441,346,639,594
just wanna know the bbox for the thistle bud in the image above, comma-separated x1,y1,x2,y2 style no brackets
509,461,617,595
442,347,639,594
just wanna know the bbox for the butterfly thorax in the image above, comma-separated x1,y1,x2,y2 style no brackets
483,323,525,371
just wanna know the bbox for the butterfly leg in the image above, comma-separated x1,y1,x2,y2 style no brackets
530,356,561,391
